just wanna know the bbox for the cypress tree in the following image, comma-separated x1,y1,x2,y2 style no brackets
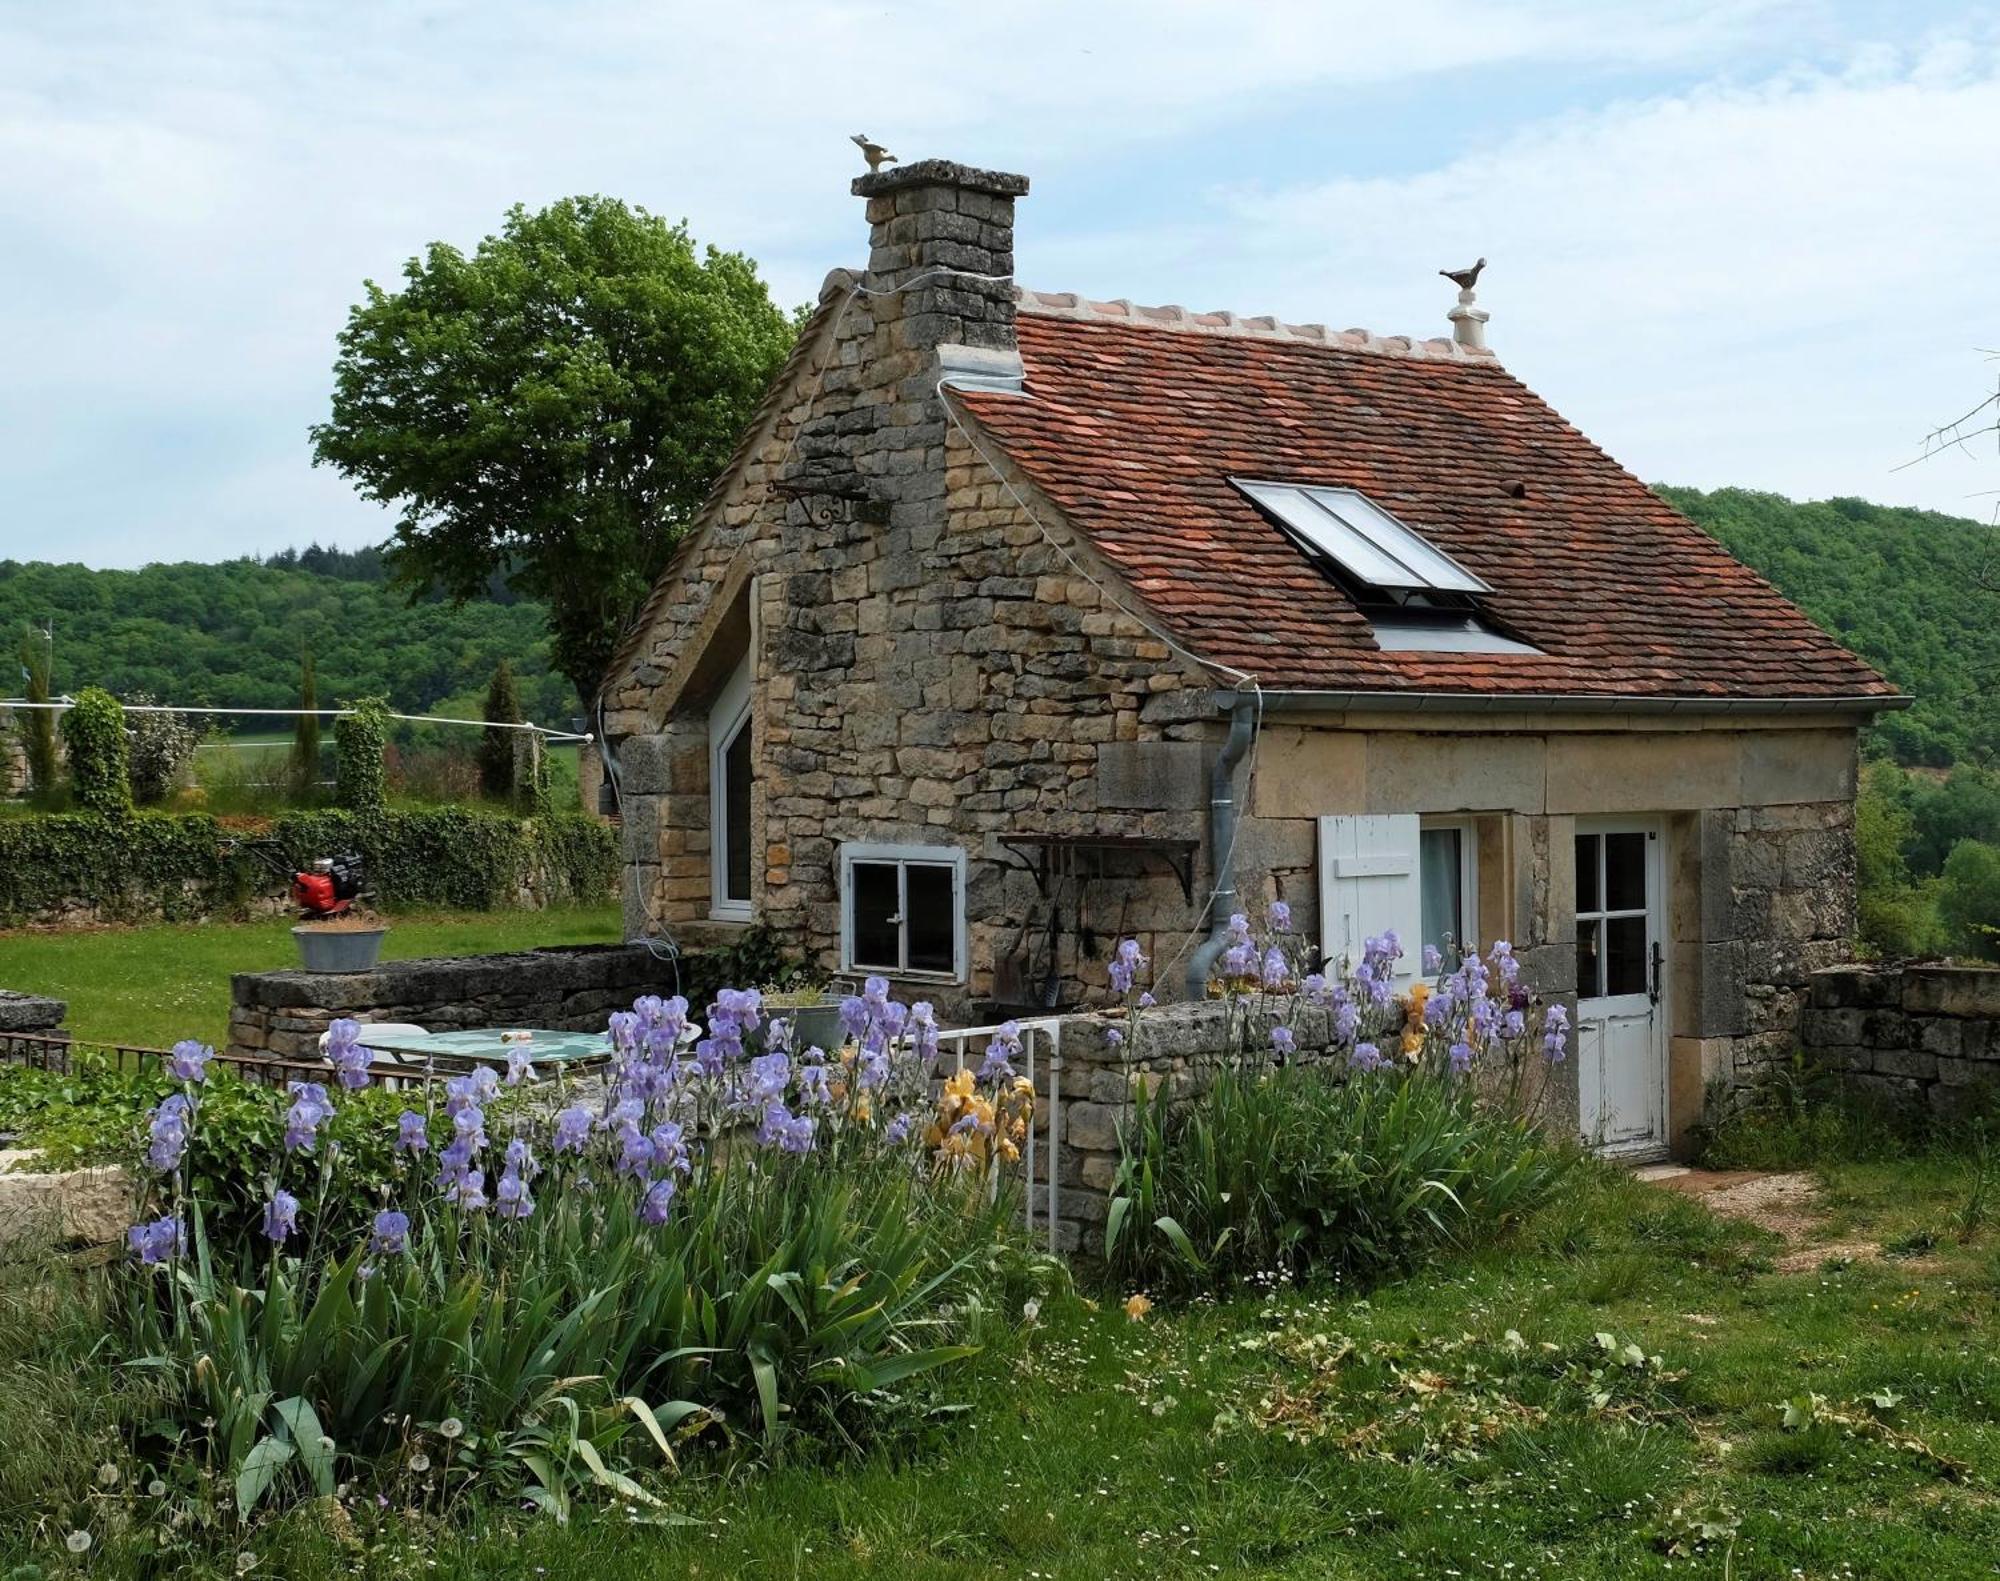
18,629,57,800
291,647,322,800
480,659,523,801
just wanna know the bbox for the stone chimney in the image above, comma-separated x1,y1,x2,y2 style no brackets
852,159,1028,365
786,158,1029,510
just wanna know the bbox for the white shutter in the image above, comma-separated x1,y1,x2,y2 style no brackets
1317,814,1423,984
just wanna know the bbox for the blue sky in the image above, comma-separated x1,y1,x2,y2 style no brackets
3,0,1998,568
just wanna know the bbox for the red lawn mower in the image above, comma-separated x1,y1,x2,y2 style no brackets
229,840,369,921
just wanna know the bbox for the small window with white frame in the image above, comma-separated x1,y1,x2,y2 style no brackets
839,842,967,981
1418,818,1478,971
708,654,754,922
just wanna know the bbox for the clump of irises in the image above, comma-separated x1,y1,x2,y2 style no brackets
1102,898,1571,1111
123,986,1035,1270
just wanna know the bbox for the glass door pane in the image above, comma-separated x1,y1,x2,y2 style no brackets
1576,919,1602,997
1575,834,1600,914
904,864,956,974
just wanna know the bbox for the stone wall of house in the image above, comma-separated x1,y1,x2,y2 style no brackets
1800,963,2000,1119
227,946,677,1061
602,161,1223,1022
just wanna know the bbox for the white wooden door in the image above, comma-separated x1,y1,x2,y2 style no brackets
1574,823,1665,1152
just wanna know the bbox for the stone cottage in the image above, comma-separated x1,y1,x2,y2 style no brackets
598,156,1905,1158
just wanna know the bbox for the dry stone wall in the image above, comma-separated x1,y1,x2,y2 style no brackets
228,946,677,1061
1800,963,2000,1119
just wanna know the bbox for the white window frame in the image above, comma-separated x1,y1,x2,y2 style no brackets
838,841,968,983
1420,816,1480,966
708,654,754,923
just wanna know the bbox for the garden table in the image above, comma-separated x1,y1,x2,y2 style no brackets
355,1027,612,1075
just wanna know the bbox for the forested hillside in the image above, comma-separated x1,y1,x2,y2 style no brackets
0,553,576,728
1662,485,1998,766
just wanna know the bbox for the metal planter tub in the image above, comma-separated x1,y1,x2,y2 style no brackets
292,926,389,974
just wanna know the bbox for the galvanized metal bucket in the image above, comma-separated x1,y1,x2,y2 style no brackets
292,926,388,974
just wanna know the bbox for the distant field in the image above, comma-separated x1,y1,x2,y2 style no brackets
0,904,622,1049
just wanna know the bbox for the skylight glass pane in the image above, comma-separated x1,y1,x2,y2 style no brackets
1237,481,1414,588
1307,488,1490,594
1232,478,1490,596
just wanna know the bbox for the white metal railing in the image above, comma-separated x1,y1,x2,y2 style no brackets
935,1016,1063,1245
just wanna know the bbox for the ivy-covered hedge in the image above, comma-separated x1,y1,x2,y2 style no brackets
0,807,617,926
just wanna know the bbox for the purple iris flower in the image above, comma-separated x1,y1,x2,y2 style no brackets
745,1051,791,1104
1138,991,1157,1010
757,1102,814,1154
1104,1026,1125,1048
447,1168,487,1211
883,1112,915,1144
1542,1002,1570,1064
1334,1000,1361,1042
369,1209,410,1257
649,1120,690,1175
147,1094,192,1172
262,1188,300,1244
283,1082,334,1154
396,1110,429,1156
1269,899,1292,932
1423,944,1443,974
503,1137,539,1180
640,1175,677,1225
322,1018,371,1090
907,1002,940,1063
552,1104,593,1154
494,1170,534,1220
1108,937,1148,996
1271,1025,1296,1058
1350,1041,1386,1074
504,1044,537,1086
979,1022,1021,1081
165,1040,212,1084
1261,946,1289,990
1449,1041,1475,1076
1501,1009,1526,1039
127,1214,183,1265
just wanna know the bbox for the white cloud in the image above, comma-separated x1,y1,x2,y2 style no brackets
1,1,1996,563
1036,35,2000,516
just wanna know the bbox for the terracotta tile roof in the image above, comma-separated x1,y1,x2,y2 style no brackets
952,294,1900,704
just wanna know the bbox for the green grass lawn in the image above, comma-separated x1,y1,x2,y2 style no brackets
0,904,622,1048
31,1151,1988,1580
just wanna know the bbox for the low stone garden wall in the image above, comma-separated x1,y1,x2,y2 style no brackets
0,990,67,1040
1029,998,1331,1255
1800,963,2000,1119
228,945,680,1060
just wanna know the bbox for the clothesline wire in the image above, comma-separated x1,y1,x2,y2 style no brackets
0,697,591,744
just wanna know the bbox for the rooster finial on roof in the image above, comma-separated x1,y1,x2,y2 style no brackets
1442,257,1490,351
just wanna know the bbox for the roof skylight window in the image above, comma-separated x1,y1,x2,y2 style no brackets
1232,479,1490,595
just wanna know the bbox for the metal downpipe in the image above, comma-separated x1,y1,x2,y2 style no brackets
1183,696,1258,1000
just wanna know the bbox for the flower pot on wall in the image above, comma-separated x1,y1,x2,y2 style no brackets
293,926,388,974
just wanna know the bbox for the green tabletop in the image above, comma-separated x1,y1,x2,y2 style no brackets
357,1028,612,1069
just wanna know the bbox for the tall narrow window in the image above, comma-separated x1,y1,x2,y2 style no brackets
709,655,753,921
840,843,966,981
1418,820,1477,971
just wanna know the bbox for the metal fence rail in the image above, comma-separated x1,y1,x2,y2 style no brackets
0,1031,447,1090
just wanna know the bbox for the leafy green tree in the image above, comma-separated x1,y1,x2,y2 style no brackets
1664,486,2000,767
310,196,797,705
291,647,322,798
1854,763,1944,957
1940,839,2000,961
62,687,131,815
479,659,522,801
16,628,57,799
